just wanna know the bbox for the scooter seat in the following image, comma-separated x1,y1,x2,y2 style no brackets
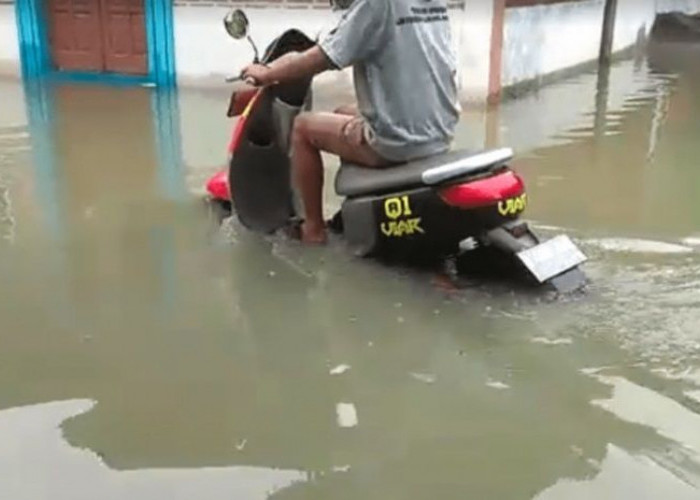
335,148,513,197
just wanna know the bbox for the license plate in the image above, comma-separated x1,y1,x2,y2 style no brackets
517,235,587,283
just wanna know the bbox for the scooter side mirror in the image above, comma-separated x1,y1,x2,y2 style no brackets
223,9,261,64
224,9,249,40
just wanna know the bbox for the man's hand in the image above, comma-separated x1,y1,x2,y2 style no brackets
241,64,274,87
240,47,331,87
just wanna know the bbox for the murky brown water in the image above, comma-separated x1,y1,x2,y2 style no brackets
1,42,699,500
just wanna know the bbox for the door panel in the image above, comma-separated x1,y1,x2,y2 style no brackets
48,0,104,72
47,0,148,76
100,0,148,75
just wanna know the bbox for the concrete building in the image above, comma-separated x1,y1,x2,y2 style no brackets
1,0,700,102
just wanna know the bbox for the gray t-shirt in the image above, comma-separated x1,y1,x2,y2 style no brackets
320,0,459,162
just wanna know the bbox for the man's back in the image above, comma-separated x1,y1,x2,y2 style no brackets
321,0,460,162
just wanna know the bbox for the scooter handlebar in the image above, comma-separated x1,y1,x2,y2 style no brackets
225,75,262,87
225,75,260,87
226,61,268,84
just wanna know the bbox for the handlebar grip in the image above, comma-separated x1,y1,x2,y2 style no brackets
226,76,260,87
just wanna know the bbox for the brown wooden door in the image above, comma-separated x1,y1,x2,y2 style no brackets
100,0,148,75
47,0,147,76
48,0,104,72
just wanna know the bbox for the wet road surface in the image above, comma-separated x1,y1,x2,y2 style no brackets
0,41,699,499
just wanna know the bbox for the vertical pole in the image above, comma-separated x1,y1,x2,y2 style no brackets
488,0,506,104
484,0,506,148
145,0,177,87
15,0,50,79
599,0,619,65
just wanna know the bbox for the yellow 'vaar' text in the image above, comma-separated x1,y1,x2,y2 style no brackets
498,194,527,216
381,218,424,237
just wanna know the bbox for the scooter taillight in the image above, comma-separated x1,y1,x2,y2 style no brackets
439,170,525,208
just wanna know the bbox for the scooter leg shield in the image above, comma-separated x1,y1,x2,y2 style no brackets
230,142,295,233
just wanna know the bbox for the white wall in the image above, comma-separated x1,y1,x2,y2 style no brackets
0,78,26,128
0,5,20,77
173,0,700,106
502,0,700,88
173,6,342,86
173,3,495,103
503,0,605,88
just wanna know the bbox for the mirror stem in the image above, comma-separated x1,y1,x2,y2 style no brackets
248,36,261,64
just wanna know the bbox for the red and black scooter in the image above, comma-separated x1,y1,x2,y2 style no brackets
205,9,587,293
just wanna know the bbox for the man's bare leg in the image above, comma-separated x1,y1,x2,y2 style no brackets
290,112,387,244
290,117,327,244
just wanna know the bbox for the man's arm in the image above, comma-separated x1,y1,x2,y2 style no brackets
333,105,358,116
242,46,331,86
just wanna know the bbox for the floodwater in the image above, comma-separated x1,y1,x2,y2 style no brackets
1,42,700,500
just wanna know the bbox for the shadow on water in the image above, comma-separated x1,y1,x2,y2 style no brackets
0,38,699,499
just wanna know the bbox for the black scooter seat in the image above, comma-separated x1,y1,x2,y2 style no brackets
335,148,514,197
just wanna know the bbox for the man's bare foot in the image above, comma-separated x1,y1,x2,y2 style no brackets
300,221,327,245
431,273,459,292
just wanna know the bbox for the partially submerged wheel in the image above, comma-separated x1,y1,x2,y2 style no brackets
543,266,588,294
204,197,232,225
456,223,588,293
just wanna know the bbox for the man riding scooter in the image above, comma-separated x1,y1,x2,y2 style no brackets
241,0,459,244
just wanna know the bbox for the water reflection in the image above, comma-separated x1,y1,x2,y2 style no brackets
535,368,700,498
509,57,700,238
0,400,307,500
536,444,700,500
20,81,184,239
591,374,700,461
